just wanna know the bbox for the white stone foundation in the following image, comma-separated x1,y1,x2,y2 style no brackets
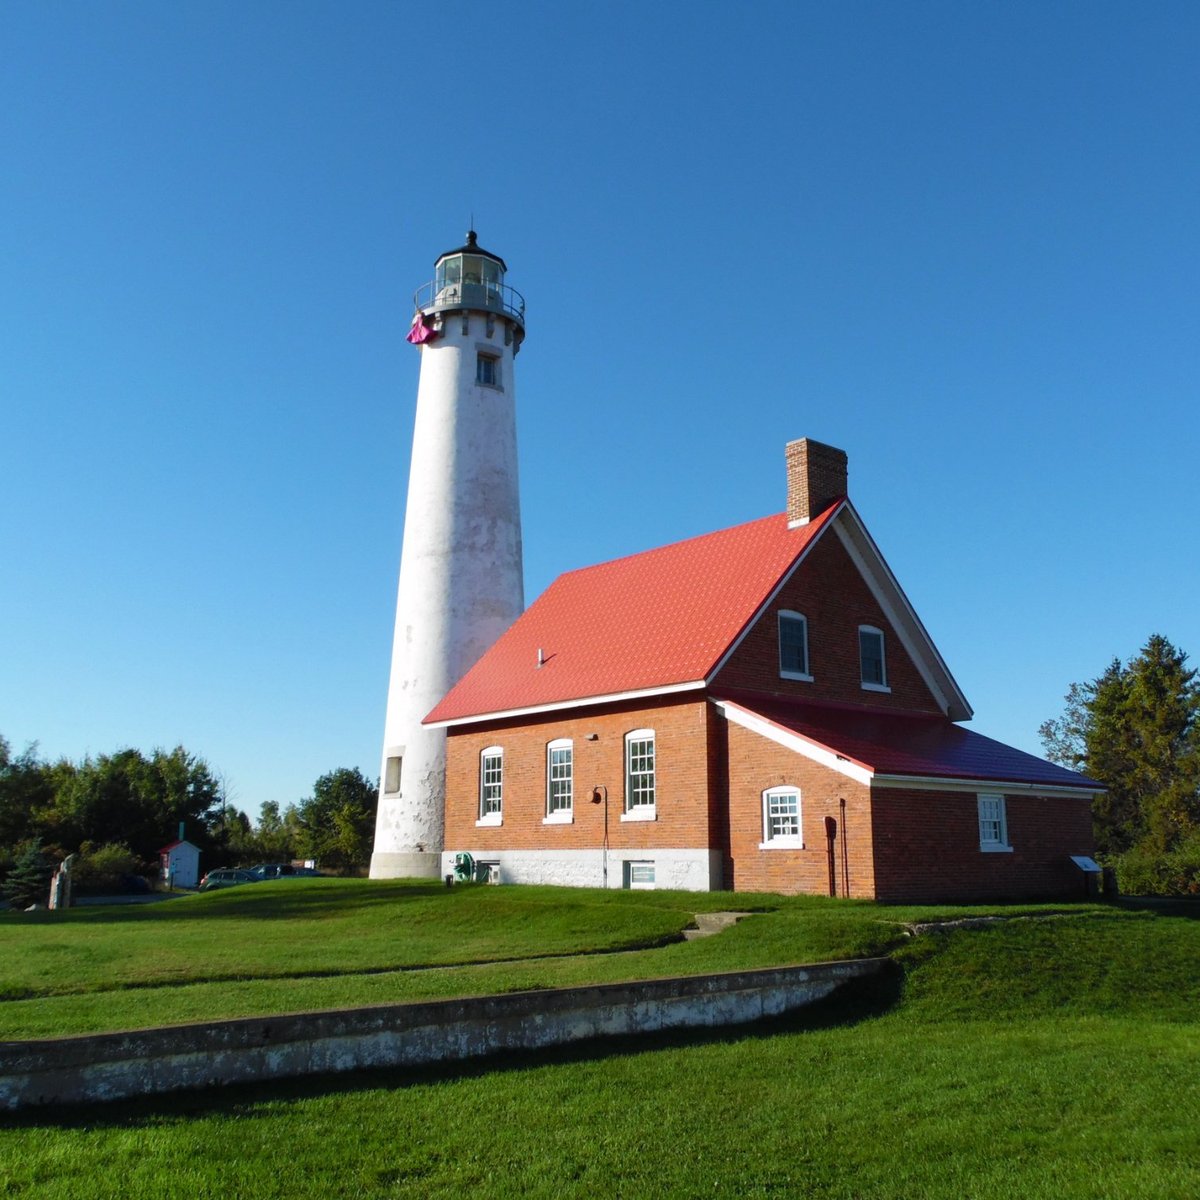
440,848,723,892
369,851,442,880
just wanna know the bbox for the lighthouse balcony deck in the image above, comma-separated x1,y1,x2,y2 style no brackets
414,279,526,328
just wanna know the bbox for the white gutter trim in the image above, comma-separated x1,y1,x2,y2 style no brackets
872,773,1103,798
714,699,875,786
426,680,707,729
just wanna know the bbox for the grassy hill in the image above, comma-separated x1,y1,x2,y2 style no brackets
3,883,1198,1198
1,877,1081,1038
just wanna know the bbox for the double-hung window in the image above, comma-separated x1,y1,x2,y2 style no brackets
545,739,573,822
778,611,811,680
478,747,503,825
623,729,656,819
761,787,803,848
859,625,889,691
978,793,1011,852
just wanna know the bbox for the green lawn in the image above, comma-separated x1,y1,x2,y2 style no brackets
3,899,1198,1198
0,878,1087,1038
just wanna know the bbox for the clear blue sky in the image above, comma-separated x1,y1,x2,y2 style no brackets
3,2,1198,819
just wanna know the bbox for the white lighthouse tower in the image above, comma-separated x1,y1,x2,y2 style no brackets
370,232,526,879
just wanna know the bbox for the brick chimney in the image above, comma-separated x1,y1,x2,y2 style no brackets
786,438,848,526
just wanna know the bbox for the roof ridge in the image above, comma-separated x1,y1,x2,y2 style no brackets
552,510,786,582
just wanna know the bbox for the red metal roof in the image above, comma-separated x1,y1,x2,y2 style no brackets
426,505,841,724
721,695,1101,790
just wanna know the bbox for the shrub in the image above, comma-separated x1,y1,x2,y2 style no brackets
1115,833,1200,896
72,842,147,895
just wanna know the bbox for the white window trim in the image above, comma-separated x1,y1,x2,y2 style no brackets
859,624,890,692
624,860,656,890
623,728,656,819
760,786,805,849
978,792,1012,852
383,752,403,795
475,348,503,391
477,746,503,826
778,610,813,682
544,737,574,824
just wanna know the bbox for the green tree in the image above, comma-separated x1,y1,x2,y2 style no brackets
254,801,302,863
2,838,54,909
48,746,224,864
0,737,55,853
296,768,378,872
1040,635,1200,859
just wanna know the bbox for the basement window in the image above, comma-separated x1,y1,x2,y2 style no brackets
978,793,1012,852
624,861,656,890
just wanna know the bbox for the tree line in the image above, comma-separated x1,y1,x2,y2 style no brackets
0,736,377,905
1040,634,1200,895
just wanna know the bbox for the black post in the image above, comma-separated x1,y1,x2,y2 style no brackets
824,815,837,897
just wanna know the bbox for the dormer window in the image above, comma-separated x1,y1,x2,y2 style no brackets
778,611,811,680
859,626,889,692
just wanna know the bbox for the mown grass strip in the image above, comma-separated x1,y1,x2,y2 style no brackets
4,910,1199,1199
0,877,1113,1039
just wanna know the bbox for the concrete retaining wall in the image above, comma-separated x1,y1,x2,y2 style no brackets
0,958,886,1111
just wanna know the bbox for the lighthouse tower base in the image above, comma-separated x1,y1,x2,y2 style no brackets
369,851,442,880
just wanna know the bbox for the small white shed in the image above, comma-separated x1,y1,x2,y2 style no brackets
159,839,201,889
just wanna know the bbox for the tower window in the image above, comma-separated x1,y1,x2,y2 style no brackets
476,353,500,387
384,756,402,794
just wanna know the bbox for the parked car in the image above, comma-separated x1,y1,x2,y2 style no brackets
247,863,323,880
198,868,256,891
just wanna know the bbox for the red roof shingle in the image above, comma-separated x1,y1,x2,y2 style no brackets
721,695,1101,790
426,505,841,724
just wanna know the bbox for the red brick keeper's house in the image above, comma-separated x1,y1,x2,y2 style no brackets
425,439,1101,902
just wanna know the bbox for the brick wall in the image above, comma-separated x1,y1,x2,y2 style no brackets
443,695,717,855
870,787,1096,903
786,439,848,524
724,719,877,897
713,531,942,714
